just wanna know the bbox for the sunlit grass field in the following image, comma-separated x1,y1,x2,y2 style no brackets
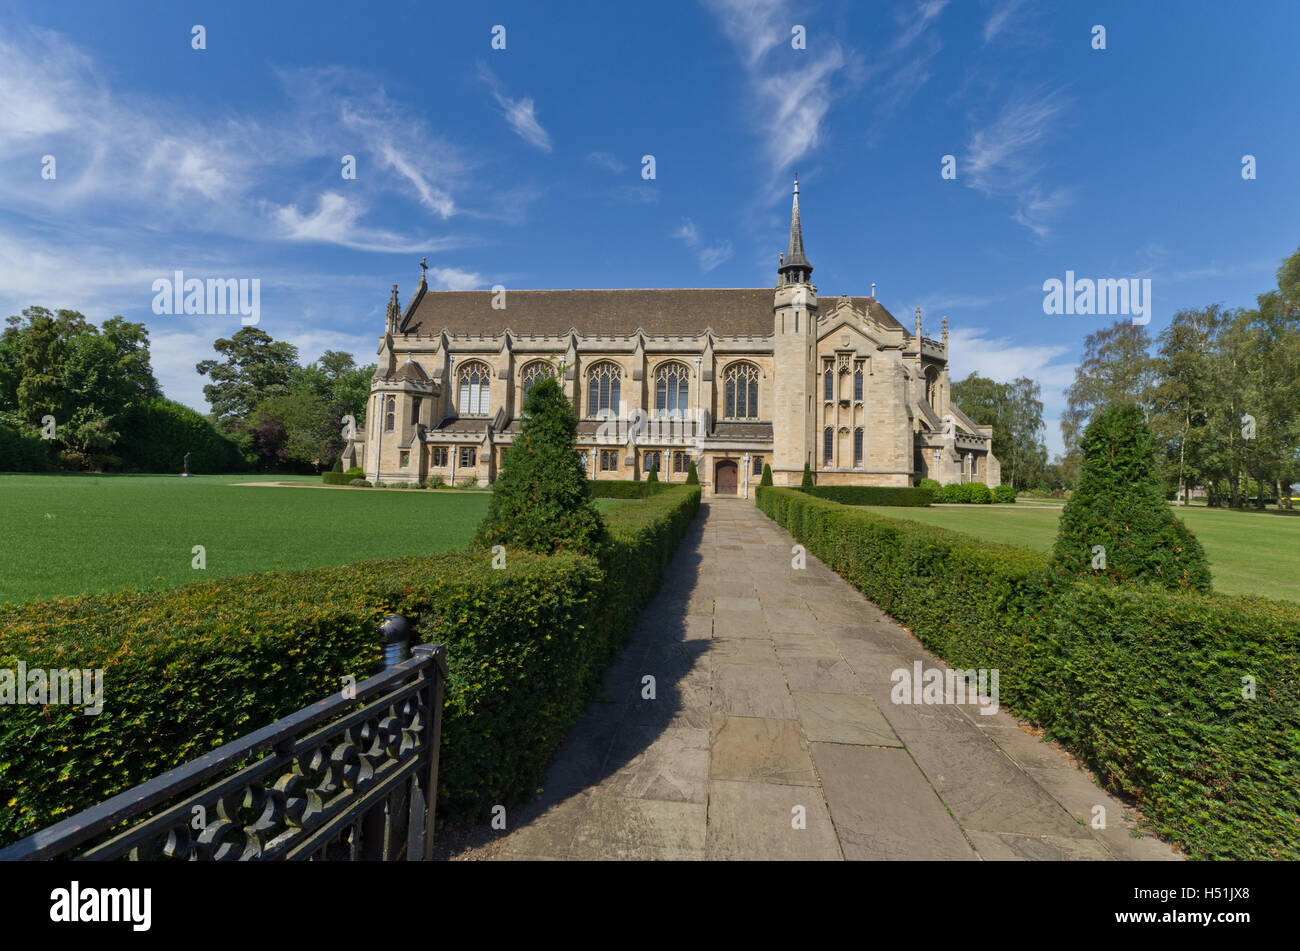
0,474,499,603
859,501,1300,601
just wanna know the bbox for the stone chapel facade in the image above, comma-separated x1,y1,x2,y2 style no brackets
345,179,1000,496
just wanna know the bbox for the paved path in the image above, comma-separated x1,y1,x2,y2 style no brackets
494,500,1181,861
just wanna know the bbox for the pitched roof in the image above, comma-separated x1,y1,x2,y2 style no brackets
399,287,904,337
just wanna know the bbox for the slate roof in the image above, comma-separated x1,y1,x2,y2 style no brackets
711,422,774,441
399,288,905,338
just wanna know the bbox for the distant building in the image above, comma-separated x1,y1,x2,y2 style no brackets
345,179,1000,494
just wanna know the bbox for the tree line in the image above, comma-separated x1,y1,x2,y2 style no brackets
0,311,372,474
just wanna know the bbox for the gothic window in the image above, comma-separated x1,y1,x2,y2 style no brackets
521,360,555,395
431,447,448,467
823,426,833,463
673,451,688,473
410,396,422,425
854,428,864,466
460,447,476,468
925,367,938,407
586,362,621,417
854,365,864,401
724,362,760,419
823,361,833,401
599,449,619,471
752,455,763,476
655,361,690,416
385,396,395,432
644,450,661,473
457,361,491,416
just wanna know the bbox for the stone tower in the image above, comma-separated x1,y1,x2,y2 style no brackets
771,175,817,485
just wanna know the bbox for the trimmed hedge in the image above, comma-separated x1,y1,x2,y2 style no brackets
322,467,365,486
936,481,993,504
801,485,932,507
0,418,47,472
588,479,668,499
755,486,1300,860
0,485,702,845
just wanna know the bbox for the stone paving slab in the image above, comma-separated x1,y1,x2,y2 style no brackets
481,500,1182,862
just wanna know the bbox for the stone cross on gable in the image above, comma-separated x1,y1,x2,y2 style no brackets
419,257,428,282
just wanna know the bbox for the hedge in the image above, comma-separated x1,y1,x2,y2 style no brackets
800,485,932,506
0,485,702,846
321,467,364,485
0,418,47,472
936,481,993,503
588,479,669,499
755,486,1300,860
993,484,1016,503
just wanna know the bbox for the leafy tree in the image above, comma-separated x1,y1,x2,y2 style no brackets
952,373,1046,489
1061,321,1155,479
474,376,605,554
1050,404,1210,592
196,328,299,430
247,391,336,471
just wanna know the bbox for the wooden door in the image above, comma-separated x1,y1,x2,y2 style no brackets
715,460,738,495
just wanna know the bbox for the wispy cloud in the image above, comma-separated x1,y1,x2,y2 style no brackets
587,151,626,173
271,192,438,253
703,0,853,177
673,219,734,272
983,0,1028,43
963,87,1072,236
476,63,552,152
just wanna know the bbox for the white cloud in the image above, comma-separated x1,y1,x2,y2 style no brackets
271,192,436,253
588,151,626,173
983,0,1028,43
672,219,734,272
963,88,1072,236
476,63,552,152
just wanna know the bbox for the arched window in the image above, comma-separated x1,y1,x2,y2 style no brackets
586,361,621,416
521,360,555,395
823,426,833,463
655,361,690,416
724,362,760,419
854,428,864,466
410,396,422,425
457,361,491,416
823,364,834,401
854,365,864,401
385,396,395,432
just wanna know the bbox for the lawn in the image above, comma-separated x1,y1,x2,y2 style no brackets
859,501,1300,601
0,474,495,603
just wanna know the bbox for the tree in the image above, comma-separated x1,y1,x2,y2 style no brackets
686,459,699,485
760,463,773,486
1050,404,1210,592
248,391,338,471
196,328,299,430
1061,321,1155,478
952,373,1047,490
474,376,605,554
800,460,814,488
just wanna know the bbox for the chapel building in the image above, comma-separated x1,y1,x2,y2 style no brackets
345,179,1000,495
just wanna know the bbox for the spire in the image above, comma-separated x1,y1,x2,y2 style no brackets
385,283,400,334
778,173,812,285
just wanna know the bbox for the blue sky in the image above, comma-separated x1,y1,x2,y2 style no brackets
2,0,1298,456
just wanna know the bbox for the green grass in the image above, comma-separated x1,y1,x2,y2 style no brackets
0,473,498,603
858,501,1300,601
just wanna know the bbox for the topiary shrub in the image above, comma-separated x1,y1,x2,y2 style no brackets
760,463,773,487
646,465,659,484
349,478,371,487
474,376,605,555
1050,403,1211,592
685,460,699,485
800,461,814,488
331,456,343,473
993,484,1016,503
344,466,364,480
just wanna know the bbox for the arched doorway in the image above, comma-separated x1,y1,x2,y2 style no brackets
715,460,738,496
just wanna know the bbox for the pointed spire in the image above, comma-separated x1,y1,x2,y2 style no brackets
778,173,812,285
385,283,400,334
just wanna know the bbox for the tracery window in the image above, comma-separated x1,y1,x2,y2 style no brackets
823,426,833,463
854,365,864,401
457,361,491,416
385,396,395,432
521,360,555,395
854,428,864,466
586,362,621,417
654,362,690,416
724,362,760,419
823,361,834,401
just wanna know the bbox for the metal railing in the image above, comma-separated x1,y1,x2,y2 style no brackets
0,643,448,861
